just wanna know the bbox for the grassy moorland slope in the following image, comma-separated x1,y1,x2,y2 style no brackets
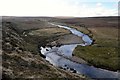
2,16,87,79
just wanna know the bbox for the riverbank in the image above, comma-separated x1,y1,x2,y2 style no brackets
53,17,119,71
73,26,119,71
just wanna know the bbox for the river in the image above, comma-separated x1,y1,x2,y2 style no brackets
40,23,119,78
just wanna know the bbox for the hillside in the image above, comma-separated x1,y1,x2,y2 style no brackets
2,17,87,79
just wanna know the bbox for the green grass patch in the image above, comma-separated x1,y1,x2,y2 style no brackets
73,27,119,71
73,45,119,71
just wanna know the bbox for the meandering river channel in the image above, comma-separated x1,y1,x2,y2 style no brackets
40,23,119,78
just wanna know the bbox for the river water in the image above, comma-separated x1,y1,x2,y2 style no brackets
40,23,119,78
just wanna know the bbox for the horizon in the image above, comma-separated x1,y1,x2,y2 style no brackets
2,15,118,18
